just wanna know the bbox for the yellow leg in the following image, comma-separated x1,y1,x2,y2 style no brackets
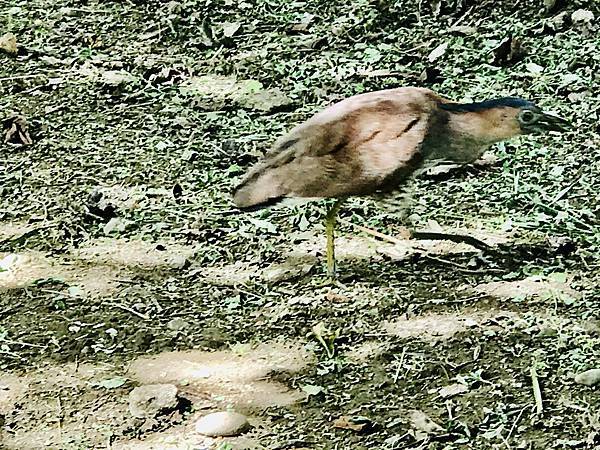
325,199,344,278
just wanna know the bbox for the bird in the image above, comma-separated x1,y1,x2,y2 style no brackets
232,87,569,277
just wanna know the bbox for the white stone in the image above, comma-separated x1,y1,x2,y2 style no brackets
195,411,250,437
574,369,600,386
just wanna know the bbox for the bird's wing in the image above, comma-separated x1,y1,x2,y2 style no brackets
233,88,439,209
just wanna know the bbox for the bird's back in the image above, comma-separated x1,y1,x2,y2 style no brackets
233,87,445,210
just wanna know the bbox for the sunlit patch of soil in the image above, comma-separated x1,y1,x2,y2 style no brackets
382,309,521,341
0,221,35,240
74,237,198,270
0,238,198,296
1,340,312,450
128,340,313,411
473,275,581,300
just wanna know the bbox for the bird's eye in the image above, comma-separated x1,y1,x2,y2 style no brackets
520,110,536,123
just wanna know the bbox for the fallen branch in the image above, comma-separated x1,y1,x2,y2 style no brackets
530,365,544,415
0,227,46,250
337,218,405,245
107,303,150,320
411,231,492,251
337,218,492,251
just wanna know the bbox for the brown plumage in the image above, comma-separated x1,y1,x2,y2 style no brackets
232,87,569,275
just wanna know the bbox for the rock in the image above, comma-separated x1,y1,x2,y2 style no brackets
128,384,179,418
103,217,130,235
474,276,581,301
167,318,189,331
582,320,600,336
574,369,600,386
3,115,33,145
195,411,250,437
237,87,292,112
571,9,594,24
262,260,314,283
179,75,291,112
332,415,372,432
409,409,443,441
438,383,468,398
100,70,138,86
166,254,188,270
0,33,17,55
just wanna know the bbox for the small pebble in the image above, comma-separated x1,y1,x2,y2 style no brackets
167,254,188,269
167,318,189,331
439,383,468,398
195,411,250,437
574,369,600,386
262,261,314,283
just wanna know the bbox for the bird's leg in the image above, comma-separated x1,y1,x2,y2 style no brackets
325,199,344,278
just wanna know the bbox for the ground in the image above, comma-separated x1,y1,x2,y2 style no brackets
1,0,600,449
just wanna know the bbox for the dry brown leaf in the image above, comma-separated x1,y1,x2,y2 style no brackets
332,416,368,432
221,22,242,37
325,291,350,303
3,116,33,145
492,36,524,66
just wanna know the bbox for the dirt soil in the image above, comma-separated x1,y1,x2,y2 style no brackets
1,0,600,449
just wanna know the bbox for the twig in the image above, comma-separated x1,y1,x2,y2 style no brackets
393,346,407,383
423,254,503,274
0,74,45,82
525,193,594,232
0,338,47,348
549,173,583,205
57,395,64,444
0,349,25,360
506,405,528,441
107,303,150,320
0,226,49,250
338,218,406,245
338,218,493,251
530,365,543,415
449,5,475,28
412,231,492,251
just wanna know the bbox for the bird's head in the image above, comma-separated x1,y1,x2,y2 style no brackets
513,101,571,134
441,97,571,143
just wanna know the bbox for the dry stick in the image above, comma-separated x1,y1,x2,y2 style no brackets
0,227,49,249
107,303,150,320
338,218,492,251
0,338,47,348
393,346,407,383
0,74,45,82
506,405,528,442
530,365,544,415
411,231,492,251
337,218,405,245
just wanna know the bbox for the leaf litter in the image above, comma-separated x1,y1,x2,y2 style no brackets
1,0,600,448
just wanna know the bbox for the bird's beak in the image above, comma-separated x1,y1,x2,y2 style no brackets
538,112,571,132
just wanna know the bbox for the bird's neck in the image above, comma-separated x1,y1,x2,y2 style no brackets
421,107,522,165
447,108,521,145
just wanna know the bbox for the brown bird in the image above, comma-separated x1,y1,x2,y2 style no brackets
233,87,569,276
